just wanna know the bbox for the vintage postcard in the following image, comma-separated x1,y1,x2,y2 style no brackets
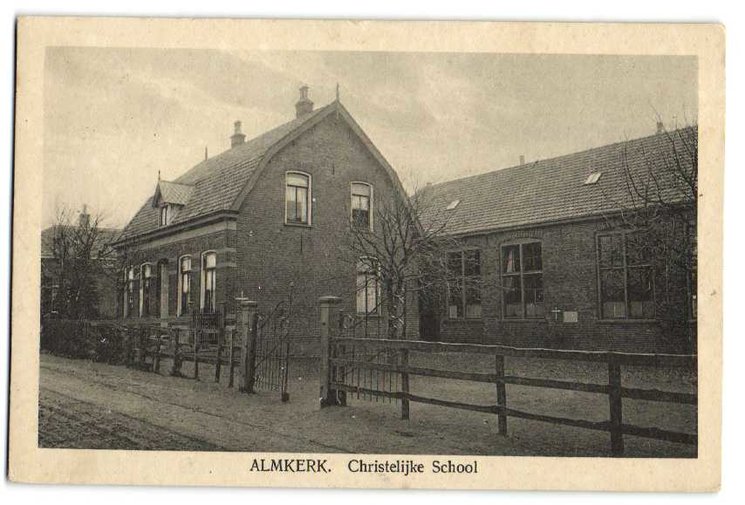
9,17,724,491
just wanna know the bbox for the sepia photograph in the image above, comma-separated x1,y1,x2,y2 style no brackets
9,18,724,491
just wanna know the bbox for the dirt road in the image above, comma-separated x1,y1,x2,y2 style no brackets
38,353,696,456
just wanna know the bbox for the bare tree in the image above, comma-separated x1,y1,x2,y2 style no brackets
44,205,118,319
601,123,697,347
341,184,459,340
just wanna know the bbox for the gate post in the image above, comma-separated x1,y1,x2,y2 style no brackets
237,298,258,393
319,295,343,408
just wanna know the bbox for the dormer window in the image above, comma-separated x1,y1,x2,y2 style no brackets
159,205,170,226
584,172,602,185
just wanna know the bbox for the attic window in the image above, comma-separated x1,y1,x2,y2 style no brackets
446,199,461,211
584,172,602,185
159,205,171,226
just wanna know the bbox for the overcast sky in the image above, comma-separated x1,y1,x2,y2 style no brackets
43,49,697,228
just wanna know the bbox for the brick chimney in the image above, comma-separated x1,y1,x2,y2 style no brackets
295,85,314,118
231,120,246,148
656,121,665,134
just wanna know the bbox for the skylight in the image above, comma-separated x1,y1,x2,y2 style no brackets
446,199,461,210
584,172,602,185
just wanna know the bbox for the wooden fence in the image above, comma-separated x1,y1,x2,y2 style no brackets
318,296,697,456
41,298,291,401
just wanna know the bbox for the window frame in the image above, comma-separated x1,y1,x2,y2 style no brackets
350,181,374,231
200,251,217,312
284,171,312,226
446,249,482,320
139,263,153,317
159,204,170,227
177,255,193,317
500,240,544,320
124,266,137,318
356,256,381,315
596,230,656,321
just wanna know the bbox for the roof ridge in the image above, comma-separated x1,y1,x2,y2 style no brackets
424,125,696,191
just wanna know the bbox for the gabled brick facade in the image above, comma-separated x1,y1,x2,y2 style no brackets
114,94,418,355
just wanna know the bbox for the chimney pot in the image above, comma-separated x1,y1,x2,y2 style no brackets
295,85,314,118
230,120,246,148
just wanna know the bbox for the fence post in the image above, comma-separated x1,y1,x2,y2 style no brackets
228,328,235,388
237,298,258,393
319,295,342,408
608,353,624,456
215,304,225,383
401,348,410,420
495,354,507,436
170,327,182,376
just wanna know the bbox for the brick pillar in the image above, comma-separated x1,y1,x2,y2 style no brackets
237,298,258,393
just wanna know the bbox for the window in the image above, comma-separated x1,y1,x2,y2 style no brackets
157,261,169,318
356,257,380,314
178,256,192,316
597,231,654,319
285,172,310,225
125,267,136,318
140,263,153,317
351,182,373,230
446,199,461,210
447,250,482,319
501,241,544,318
584,172,602,185
159,205,170,226
201,252,217,312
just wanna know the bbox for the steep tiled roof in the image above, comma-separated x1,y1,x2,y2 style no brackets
418,127,696,236
119,103,333,241
41,225,121,259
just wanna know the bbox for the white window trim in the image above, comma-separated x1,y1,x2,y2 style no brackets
177,254,192,317
284,171,312,226
200,250,217,311
350,181,374,231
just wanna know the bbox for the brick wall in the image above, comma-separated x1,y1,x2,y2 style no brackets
438,219,696,353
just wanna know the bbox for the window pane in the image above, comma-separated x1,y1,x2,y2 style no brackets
523,273,544,318
601,269,626,318
181,256,191,272
447,252,462,276
523,242,542,271
628,266,654,318
448,282,463,319
626,233,652,265
286,173,309,187
503,275,522,318
465,278,481,319
599,234,624,268
502,245,520,273
464,250,481,276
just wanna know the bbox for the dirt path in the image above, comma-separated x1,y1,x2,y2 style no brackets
38,354,696,456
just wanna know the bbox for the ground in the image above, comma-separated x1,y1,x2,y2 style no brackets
38,352,697,457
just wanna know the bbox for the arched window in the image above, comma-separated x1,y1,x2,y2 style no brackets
140,263,153,317
178,255,192,316
501,241,544,319
285,172,311,225
351,182,373,230
201,251,217,312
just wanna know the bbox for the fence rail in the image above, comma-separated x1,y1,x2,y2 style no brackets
318,297,696,457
